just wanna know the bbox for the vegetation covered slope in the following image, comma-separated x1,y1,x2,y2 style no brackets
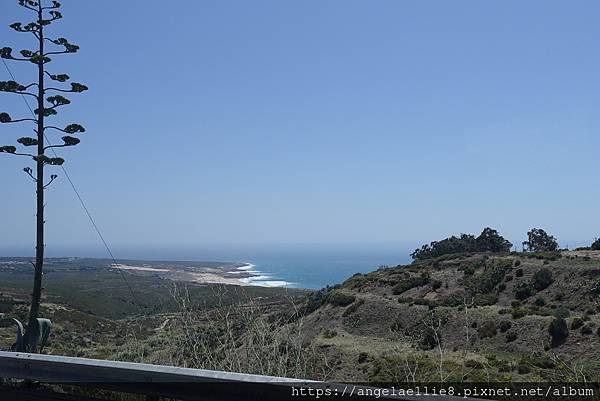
298,250,600,382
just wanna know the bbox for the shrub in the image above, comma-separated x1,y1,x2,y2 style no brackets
498,283,506,292
499,321,512,333
420,327,439,350
478,321,497,338
591,238,600,251
474,293,498,306
505,275,513,282
517,363,531,374
463,266,475,275
511,308,526,319
581,325,593,335
514,283,535,300
534,297,546,307
571,317,584,330
515,268,524,278
554,306,570,319
465,262,511,294
511,300,521,308
549,318,569,347
531,268,553,291
344,273,368,289
342,298,365,316
392,274,430,295
358,352,369,363
506,331,518,342
322,329,337,338
327,290,356,307
465,360,484,369
431,280,442,290
514,260,521,267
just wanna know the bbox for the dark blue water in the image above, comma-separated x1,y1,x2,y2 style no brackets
240,250,410,289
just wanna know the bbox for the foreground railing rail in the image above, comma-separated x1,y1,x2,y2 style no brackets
0,351,480,401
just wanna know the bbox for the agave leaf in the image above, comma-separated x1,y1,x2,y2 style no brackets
37,318,52,352
11,318,25,352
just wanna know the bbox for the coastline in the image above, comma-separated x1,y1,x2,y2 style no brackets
110,261,293,288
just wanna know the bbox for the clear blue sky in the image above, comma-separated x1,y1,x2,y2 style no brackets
1,0,599,257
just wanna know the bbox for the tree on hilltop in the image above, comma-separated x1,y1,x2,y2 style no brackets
524,228,558,252
411,227,512,260
591,238,600,251
0,0,87,352
476,227,513,253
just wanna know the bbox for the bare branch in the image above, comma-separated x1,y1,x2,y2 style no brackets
43,174,58,189
0,47,29,61
45,83,87,93
44,124,85,134
17,2,38,12
0,146,35,158
42,1,61,10
23,167,37,182
44,135,80,150
0,113,37,124
44,71,69,82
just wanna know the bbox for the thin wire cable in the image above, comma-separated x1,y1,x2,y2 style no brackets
2,57,142,310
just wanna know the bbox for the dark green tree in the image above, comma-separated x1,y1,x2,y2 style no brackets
524,228,558,252
0,0,87,352
591,238,600,251
475,227,513,253
410,228,512,260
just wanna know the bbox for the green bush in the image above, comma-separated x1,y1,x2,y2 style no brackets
478,321,497,338
473,293,498,306
514,260,521,267
549,318,569,347
499,321,512,333
571,317,584,330
322,329,338,338
342,298,365,316
506,331,518,342
431,280,442,290
592,238,600,251
515,268,524,278
514,283,535,300
581,325,593,335
554,306,570,319
534,297,546,307
358,352,369,363
465,262,511,294
420,327,439,350
327,290,356,307
343,273,368,289
511,308,526,319
392,274,430,295
532,268,553,291
517,363,531,374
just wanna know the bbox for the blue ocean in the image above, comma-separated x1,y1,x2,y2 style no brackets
123,244,415,289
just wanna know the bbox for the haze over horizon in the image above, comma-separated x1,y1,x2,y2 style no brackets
1,0,599,256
